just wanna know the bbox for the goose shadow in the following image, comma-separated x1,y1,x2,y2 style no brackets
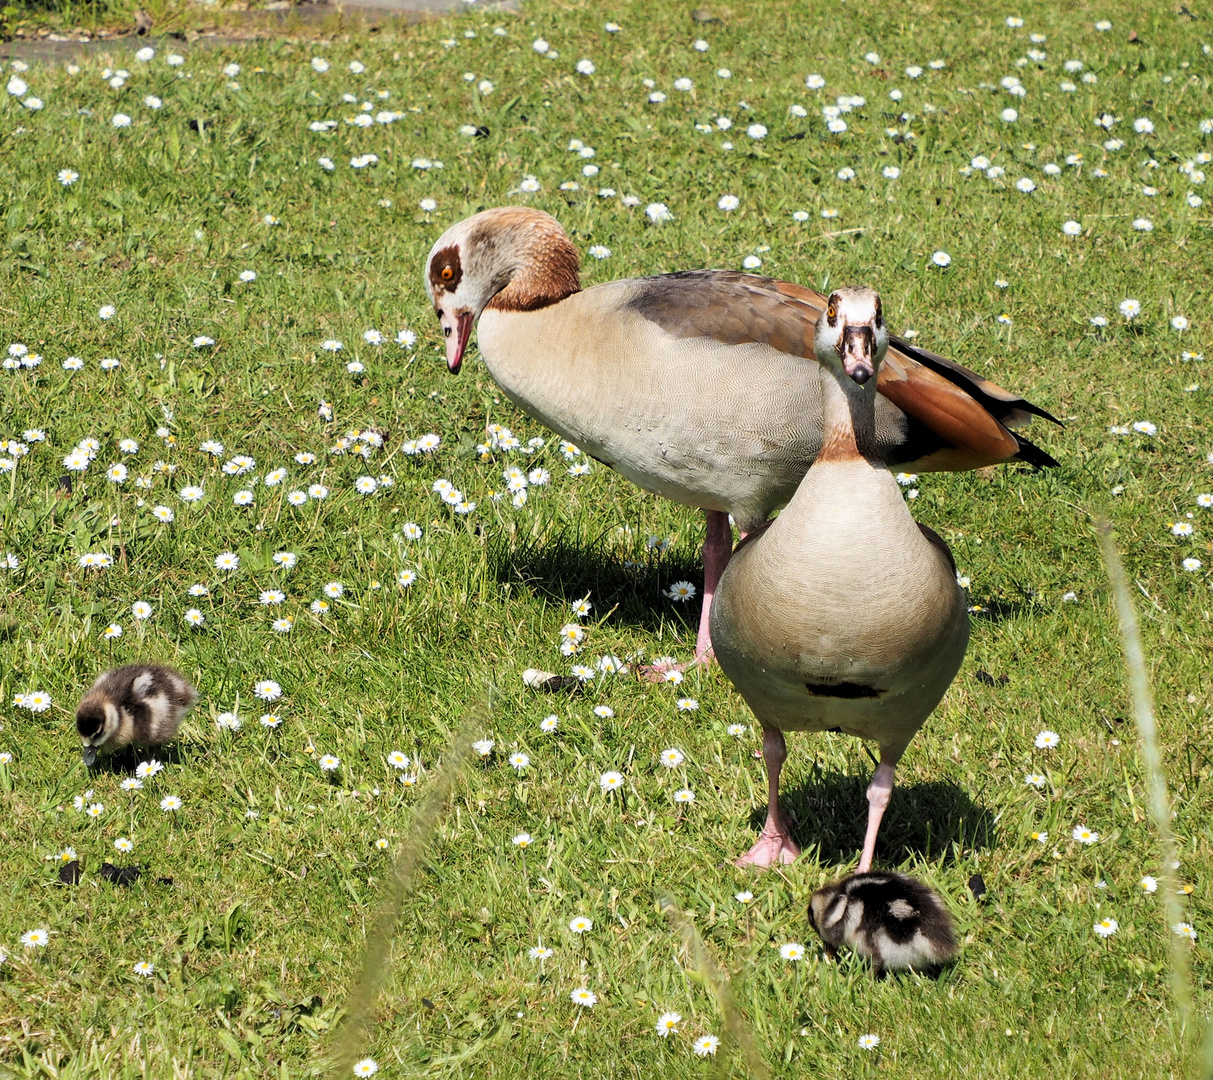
747,769,995,868
491,528,1039,635
488,528,705,634
965,590,1037,625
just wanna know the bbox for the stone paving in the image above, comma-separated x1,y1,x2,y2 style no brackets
1,0,513,65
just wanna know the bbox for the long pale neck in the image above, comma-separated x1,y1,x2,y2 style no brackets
816,363,880,464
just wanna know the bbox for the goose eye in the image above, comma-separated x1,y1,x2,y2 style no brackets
440,266,454,281
826,305,836,321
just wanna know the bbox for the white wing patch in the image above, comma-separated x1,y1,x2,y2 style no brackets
823,894,850,930
873,931,938,971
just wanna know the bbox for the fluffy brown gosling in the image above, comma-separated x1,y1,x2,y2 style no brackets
76,664,197,766
809,870,959,977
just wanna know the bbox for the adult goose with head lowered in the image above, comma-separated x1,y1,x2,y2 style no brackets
424,207,1056,665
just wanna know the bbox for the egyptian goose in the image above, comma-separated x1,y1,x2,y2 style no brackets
808,870,959,977
424,207,1054,663
76,664,197,765
709,286,969,869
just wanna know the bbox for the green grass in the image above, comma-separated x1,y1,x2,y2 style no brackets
1,0,1212,1075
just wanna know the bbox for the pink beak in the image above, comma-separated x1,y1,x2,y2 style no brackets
841,327,876,385
845,354,874,385
442,310,475,374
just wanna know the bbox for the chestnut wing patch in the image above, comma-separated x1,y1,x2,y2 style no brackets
878,352,1058,469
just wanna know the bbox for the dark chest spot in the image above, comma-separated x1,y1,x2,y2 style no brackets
805,681,882,699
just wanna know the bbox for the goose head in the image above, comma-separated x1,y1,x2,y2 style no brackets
77,695,119,765
424,207,582,373
812,285,889,386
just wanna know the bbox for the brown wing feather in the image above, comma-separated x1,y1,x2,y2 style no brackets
876,351,1022,465
626,270,1058,469
626,270,823,356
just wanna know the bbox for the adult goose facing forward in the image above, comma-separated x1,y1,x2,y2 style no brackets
710,286,970,869
424,207,1056,664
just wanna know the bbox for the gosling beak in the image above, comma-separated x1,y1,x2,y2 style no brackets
81,745,97,767
440,308,475,374
841,324,877,385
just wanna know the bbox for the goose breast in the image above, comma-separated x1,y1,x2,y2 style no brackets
710,461,969,742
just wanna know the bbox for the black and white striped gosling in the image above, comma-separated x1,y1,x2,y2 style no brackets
76,664,197,766
808,871,958,977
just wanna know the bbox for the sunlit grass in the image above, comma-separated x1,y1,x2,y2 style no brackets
0,0,1211,1075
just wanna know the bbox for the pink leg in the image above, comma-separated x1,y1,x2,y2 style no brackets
644,510,733,678
736,727,800,868
694,509,734,663
857,761,896,873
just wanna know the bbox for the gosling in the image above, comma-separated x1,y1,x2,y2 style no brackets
808,871,959,977
76,664,197,765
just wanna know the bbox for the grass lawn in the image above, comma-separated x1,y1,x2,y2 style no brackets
1,0,1212,1075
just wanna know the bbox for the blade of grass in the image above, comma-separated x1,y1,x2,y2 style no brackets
1094,520,1192,1029
326,709,481,1078
659,894,771,1080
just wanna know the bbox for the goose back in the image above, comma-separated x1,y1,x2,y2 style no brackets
476,272,1051,531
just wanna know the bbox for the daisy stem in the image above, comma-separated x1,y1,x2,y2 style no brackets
117,499,126,572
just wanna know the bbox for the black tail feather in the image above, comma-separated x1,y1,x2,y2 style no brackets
1009,433,1060,470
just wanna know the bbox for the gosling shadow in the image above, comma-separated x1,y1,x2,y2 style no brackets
77,741,191,777
748,769,994,868
488,526,705,633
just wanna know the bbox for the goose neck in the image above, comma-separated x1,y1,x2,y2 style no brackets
817,363,880,465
